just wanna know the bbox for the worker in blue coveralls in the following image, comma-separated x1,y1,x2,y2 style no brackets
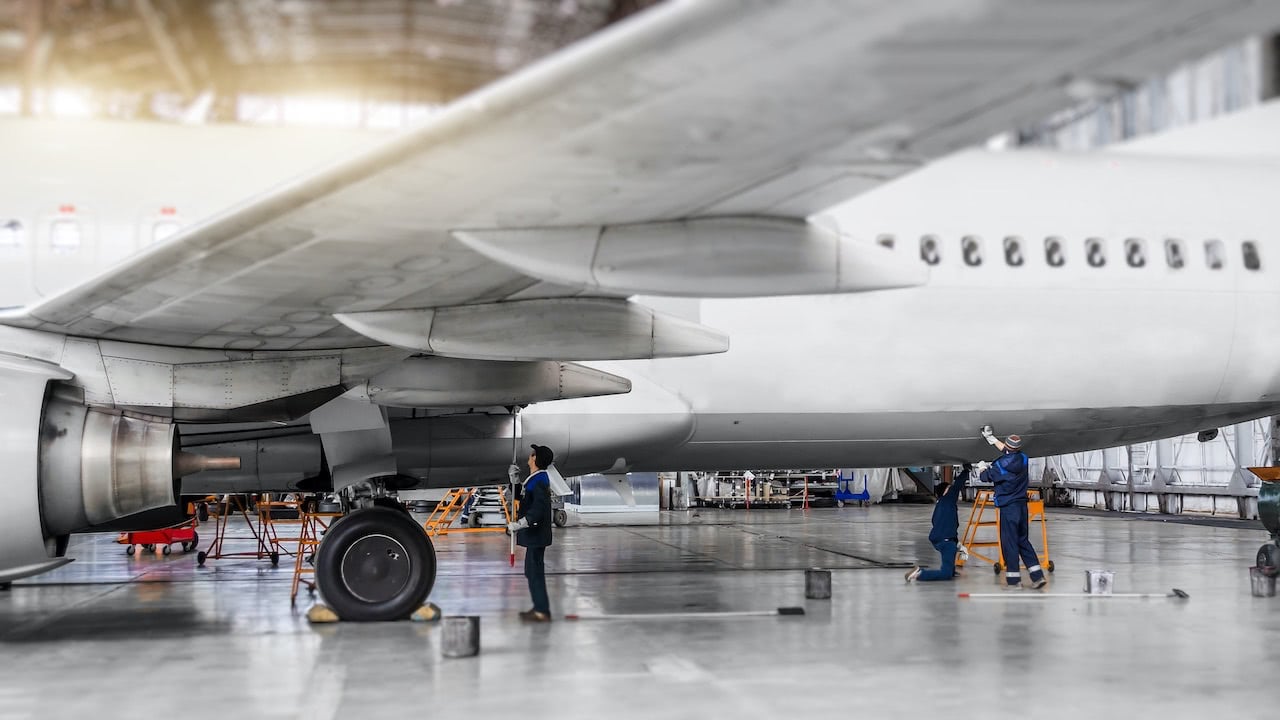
905,464,970,582
508,444,555,621
979,428,1047,589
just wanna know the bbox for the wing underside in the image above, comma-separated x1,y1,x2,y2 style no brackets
3,0,1274,357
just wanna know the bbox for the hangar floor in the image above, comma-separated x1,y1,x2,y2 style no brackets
0,506,1272,718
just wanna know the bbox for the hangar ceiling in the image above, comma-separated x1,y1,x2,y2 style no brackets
0,0,662,121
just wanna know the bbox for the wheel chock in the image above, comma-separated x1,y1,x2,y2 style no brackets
411,602,443,623
307,604,341,624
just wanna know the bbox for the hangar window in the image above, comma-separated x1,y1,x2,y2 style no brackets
49,220,81,253
1002,236,1024,267
876,234,895,249
1165,239,1185,269
152,221,180,245
1044,236,1066,267
1085,237,1106,268
1123,238,1146,268
961,235,983,267
1243,241,1261,271
0,219,23,248
919,235,941,265
1204,239,1225,270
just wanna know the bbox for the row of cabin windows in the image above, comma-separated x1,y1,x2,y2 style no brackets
0,218,180,252
898,234,1262,272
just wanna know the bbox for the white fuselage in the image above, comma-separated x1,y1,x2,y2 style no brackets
3,118,1278,474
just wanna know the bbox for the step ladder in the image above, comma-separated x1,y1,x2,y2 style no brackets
422,487,513,537
290,505,344,605
957,489,1054,575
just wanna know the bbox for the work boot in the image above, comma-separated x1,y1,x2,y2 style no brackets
519,610,551,623
1030,575,1048,590
904,566,922,583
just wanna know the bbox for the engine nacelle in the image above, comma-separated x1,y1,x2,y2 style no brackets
39,398,185,537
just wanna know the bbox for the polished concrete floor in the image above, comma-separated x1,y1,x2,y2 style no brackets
0,505,1275,719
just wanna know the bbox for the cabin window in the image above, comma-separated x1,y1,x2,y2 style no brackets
1003,236,1024,267
1044,236,1066,267
1085,237,1106,268
0,219,22,249
1165,239,1185,269
1243,241,1262,271
919,235,940,265
1205,239,1225,270
152,221,180,245
876,234,895,249
961,235,983,267
1124,238,1146,268
49,220,81,253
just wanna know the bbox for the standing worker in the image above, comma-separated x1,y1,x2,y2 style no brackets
508,444,555,621
979,428,1047,589
906,464,970,582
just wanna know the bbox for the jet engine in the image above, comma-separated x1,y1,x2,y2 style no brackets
0,353,238,583
38,398,240,538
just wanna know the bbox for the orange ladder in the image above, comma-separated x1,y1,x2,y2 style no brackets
957,489,1054,575
423,487,514,537
290,505,344,605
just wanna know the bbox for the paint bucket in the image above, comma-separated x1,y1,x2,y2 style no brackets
1249,567,1276,598
1084,569,1114,595
441,616,481,658
805,568,832,599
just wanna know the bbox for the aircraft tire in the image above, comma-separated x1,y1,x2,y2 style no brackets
315,507,437,622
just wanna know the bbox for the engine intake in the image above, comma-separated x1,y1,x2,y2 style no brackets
39,398,238,537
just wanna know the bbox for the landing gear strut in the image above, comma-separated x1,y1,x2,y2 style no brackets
314,506,437,621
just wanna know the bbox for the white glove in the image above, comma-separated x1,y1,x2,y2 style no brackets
975,461,991,474
985,434,999,446
508,464,521,484
507,518,529,533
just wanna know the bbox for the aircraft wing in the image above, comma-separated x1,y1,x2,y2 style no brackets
3,0,1273,359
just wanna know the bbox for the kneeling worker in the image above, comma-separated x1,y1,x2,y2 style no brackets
508,444,556,621
906,464,970,582
980,429,1047,589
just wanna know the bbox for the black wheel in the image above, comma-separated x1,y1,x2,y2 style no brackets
466,512,481,529
993,564,1003,575
162,545,172,556
553,508,568,528
125,545,134,555
197,503,209,522
144,544,155,552
1257,544,1280,577
0,582,10,591
314,507,437,622
270,552,280,567
1047,561,1055,573
197,551,207,567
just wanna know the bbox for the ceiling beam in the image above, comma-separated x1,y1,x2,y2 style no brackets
133,0,196,98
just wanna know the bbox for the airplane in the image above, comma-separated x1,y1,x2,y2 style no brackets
1,0,1279,621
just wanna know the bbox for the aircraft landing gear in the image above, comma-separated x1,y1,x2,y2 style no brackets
314,506,437,621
